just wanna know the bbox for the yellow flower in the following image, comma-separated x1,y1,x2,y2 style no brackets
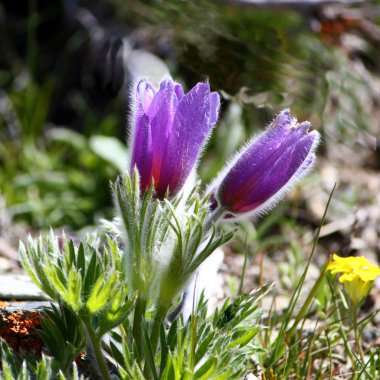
327,254,380,305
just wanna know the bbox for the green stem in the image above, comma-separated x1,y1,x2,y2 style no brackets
287,261,329,339
133,296,147,361
143,304,168,379
238,234,249,295
189,316,198,373
330,296,356,367
203,206,225,232
150,304,168,355
85,322,110,380
267,184,336,368
353,307,365,364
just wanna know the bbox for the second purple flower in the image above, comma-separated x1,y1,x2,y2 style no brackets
130,79,220,198
210,109,320,219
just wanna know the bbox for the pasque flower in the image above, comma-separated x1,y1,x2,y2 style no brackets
328,254,380,305
210,109,320,219
130,78,220,198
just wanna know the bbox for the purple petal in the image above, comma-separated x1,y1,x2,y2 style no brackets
174,83,185,101
157,82,219,195
224,134,315,212
137,80,155,113
218,126,294,199
271,109,291,131
210,92,221,125
217,112,319,215
146,80,177,189
130,79,221,198
130,113,153,190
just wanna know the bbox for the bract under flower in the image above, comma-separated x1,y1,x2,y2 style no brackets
130,78,220,199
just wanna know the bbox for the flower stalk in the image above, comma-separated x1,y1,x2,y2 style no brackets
150,304,169,357
132,296,147,361
352,306,365,363
143,304,168,379
84,321,111,380
202,205,226,232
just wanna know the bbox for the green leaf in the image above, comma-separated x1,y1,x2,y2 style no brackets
76,243,86,276
45,263,67,299
131,364,146,380
181,369,193,380
1,340,17,368
19,242,42,288
36,355,52,380
1,361,15,380
194,357,217,380
167,319,178,351
211,370,232,380
83,249,100,296
98,292,136,336
16,362,28,380
188,229,234,275
227,327,259,349
39,304,85,373
110,341,124,367
86,273,117,314
39,319,65,358
160,354,176,380
67,266,83,311
159,324,169,376
68,240,77,267
195,331,215,364
47,127,87,150
89,135,127,171
142,325,158,380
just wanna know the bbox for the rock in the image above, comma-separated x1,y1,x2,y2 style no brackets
0,275,47,300
0,302,48,355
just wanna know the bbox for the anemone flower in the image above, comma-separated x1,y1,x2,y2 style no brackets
130,79,220,198
210,109,320,219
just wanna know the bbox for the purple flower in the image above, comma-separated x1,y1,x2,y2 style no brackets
130,79,220,198
211,109,320,219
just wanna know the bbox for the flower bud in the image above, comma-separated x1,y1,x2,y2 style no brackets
211,109,320,219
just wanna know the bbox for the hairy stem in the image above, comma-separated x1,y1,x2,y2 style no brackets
133,296,147,361
203,206,225,233
238,233,249,295
143,304,168,378
84,322,110,380
151,304,168,355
